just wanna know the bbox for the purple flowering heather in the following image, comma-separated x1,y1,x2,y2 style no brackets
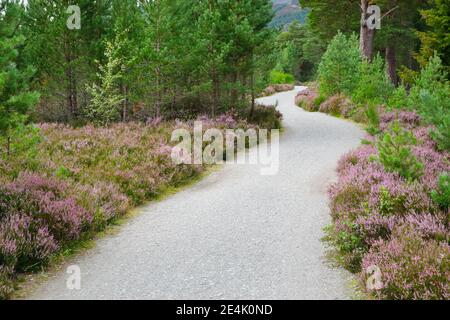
329,107,450,300
0,213,58,269
361,227,449,300
380,111,421,131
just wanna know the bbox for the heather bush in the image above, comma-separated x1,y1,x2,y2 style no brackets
74,181,130,228
380,110,421,132
362,227,450,300
0,115,268,298
0,266,14,299
318,94,355,117
295,88,319,112
0,213,58,271
0,172,93,243
262,84,295,97
250,105,283,130
328,112,449,299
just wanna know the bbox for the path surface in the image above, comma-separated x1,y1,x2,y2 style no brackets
28,87,364,300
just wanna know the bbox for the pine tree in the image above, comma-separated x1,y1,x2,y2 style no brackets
85,38,124,126
0,1,40,156
416,0,450,68
23,0,110,121
317,32,362,97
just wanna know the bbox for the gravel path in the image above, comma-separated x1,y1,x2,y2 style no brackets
28,87,364,300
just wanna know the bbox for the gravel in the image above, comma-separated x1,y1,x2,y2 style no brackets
28,86,364,300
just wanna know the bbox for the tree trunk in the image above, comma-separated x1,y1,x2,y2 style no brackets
385,45,398,86
65,34,78,119
6,136,11,157
211,66,219,118
360,0,376,60
249,72,256,119
65,65,78,118
122,84,128,121
230,71,238,108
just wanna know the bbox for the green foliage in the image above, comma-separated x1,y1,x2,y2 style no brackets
269,70,295,84
365,104,380,136
409,55,450,151
274,21,325,82
23,0,111,121
22,0,275,122
9,123,41,157
0,2,39,155
317,32,361,97
55,166,73,179
332,219,366,273
431,173,450,211
415,0,450,68
301,0,360,42
249,105,283,130
313,95,326,108
387,85,409,110
352,55,393,106
86,39,124,126
376,122,424,181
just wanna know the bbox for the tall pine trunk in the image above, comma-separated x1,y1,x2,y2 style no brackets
249,72,256,119
64,36,78,119
211,67,219,117
121,83,129,121
360,0,376,60
385,45,398,86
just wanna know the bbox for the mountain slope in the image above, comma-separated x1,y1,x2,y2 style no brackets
270,0,308,28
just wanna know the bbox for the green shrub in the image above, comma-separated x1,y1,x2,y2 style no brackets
250,105,283,129
55,166,73,179
431,173,450,211
365,104,380,136
417,89,450,151
317,32,361,97
387,85,409,110
408,55,450,151
269,70,295,84
327,220,366,273
313,95,327,108
375,121,424,181
352,55,393,106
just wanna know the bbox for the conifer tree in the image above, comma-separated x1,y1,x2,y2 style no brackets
0,1,39,155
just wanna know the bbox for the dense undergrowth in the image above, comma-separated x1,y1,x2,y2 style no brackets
0,107,281,299
298,33,449,300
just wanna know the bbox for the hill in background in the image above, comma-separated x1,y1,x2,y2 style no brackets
270,0,308,29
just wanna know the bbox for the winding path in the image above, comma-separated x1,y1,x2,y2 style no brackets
28,87,364,300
